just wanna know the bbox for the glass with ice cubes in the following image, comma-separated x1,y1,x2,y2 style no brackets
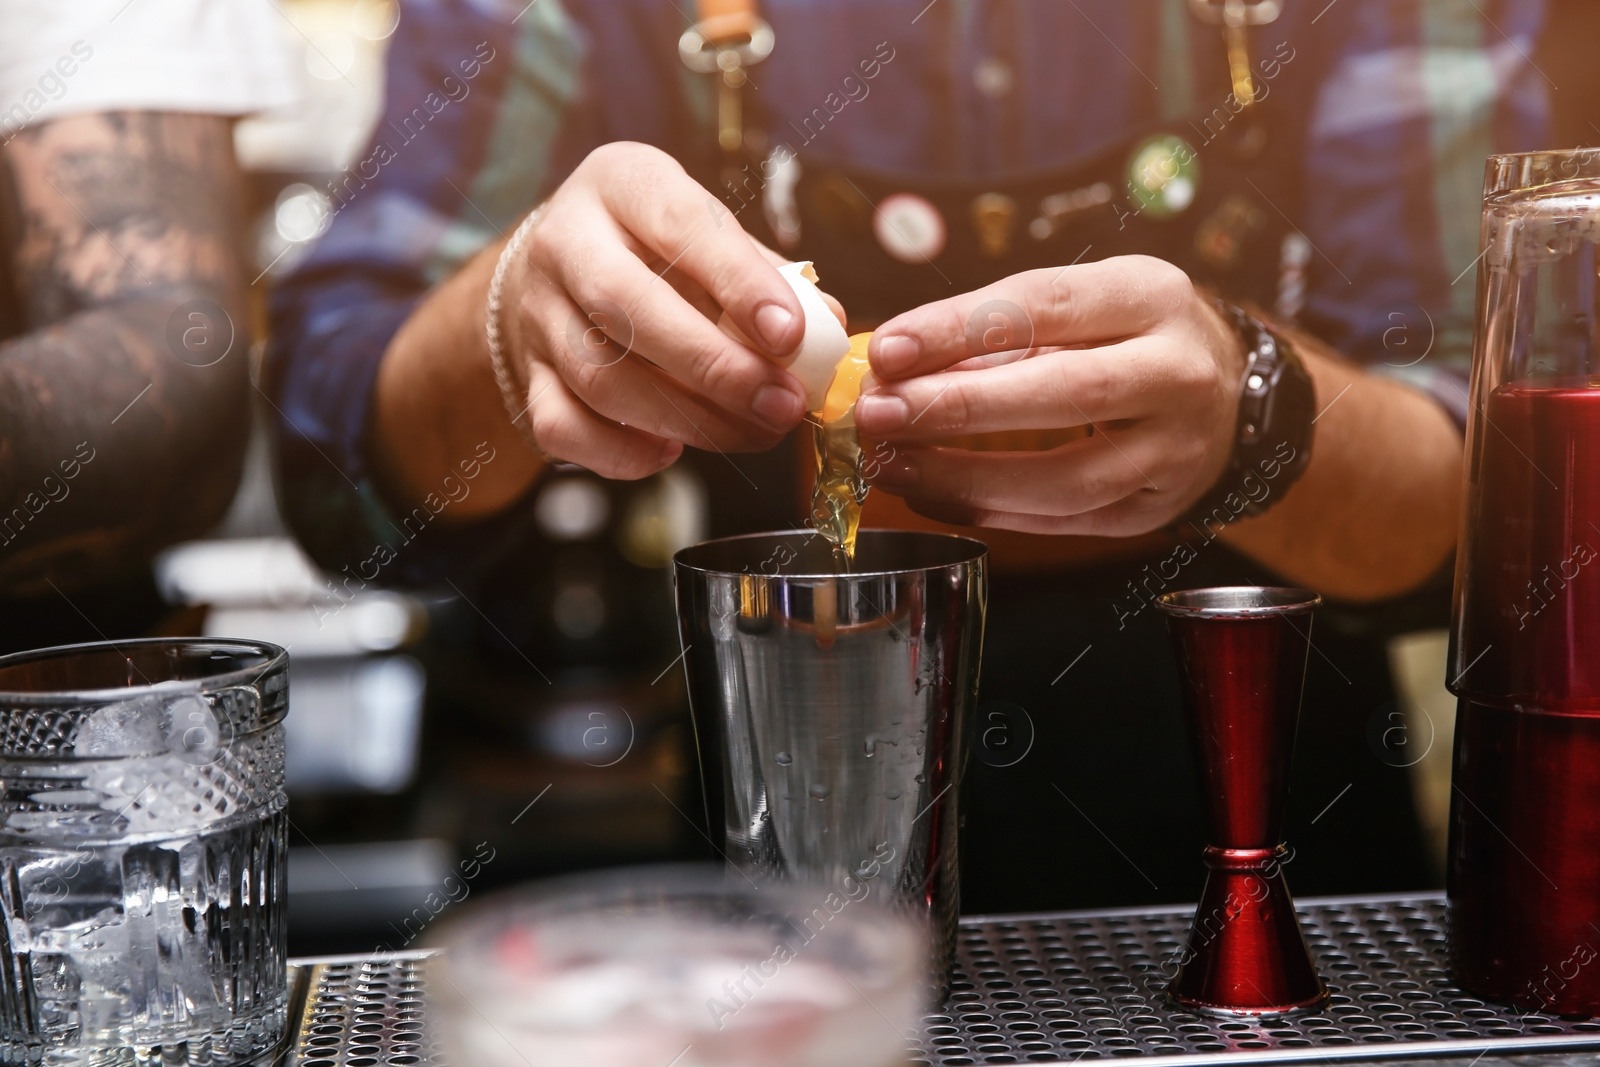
0,639,289,1067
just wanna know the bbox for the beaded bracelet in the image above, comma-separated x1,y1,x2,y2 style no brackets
485,206,553,460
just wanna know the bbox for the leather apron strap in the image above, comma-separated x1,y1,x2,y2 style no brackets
694,0,761,41
682,0,772,155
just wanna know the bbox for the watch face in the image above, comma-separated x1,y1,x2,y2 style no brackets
1189,308,1316,526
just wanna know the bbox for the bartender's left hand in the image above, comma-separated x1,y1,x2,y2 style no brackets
854,255,1247,536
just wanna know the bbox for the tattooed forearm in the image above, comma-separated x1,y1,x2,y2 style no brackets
0,111,252,595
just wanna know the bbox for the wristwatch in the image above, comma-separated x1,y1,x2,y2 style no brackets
1181,300,1315,529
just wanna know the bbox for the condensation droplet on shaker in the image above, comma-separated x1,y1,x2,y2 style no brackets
808,783,830,800
774,752,793,766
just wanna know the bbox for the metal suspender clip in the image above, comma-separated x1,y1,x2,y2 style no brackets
679,2,775,153
1185,0,1282,107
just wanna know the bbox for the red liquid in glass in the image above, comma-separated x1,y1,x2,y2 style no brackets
1450,380,1600,1013
1455,380,1600,703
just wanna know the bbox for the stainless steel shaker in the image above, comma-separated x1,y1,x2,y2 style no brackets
674,531,987,976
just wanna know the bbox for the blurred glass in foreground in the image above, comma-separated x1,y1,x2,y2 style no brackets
431,864,925,1067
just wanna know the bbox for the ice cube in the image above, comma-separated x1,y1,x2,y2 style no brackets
91,762,212,835
74,691,232,834
68,909,134,1031
118,840,225,1031
75,695,169,758
167,695,222,767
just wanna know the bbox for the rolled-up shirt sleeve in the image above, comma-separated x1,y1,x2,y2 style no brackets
1298,0,1548,431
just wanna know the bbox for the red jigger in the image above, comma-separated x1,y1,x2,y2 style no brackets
1157,587,1328,1016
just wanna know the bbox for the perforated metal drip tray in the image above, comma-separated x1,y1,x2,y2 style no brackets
920,892,1600,1065
279,893,1600,1067
284,953,434,1067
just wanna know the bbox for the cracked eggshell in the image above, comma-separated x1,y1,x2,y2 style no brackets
718,261,850,412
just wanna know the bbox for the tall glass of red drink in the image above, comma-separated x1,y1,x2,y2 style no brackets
1449,148,1600,1013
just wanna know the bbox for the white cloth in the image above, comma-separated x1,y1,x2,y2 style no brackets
0,0,299,136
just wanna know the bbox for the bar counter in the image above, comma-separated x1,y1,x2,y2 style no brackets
280,891,1600,1067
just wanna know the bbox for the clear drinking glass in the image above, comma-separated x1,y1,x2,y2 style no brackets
431,864,926,1067
0,639,290,1066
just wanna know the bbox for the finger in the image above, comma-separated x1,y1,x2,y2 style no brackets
869,435,1163,518
522,361,681,480
681,241,846,329
868,255,1189,379
542,231,808,432
657,260,723,322
568,347,788,454
599,145,806,357
947,348,1032,373
855,340,1161,441
819,287,847,329
753,240,788,268
537,288,788,452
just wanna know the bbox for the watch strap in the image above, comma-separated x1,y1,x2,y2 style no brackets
1180,300,1315,531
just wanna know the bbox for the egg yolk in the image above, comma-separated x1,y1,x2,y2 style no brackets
819,332,874,422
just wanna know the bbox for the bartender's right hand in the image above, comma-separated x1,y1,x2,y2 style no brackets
498,141,810,478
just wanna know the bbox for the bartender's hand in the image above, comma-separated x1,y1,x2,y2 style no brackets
498,142,810,477
854,256,1247,536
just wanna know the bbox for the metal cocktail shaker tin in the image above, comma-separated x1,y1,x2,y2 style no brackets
674,531,987,983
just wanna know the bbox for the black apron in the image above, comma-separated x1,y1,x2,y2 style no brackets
787,115,1293,325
